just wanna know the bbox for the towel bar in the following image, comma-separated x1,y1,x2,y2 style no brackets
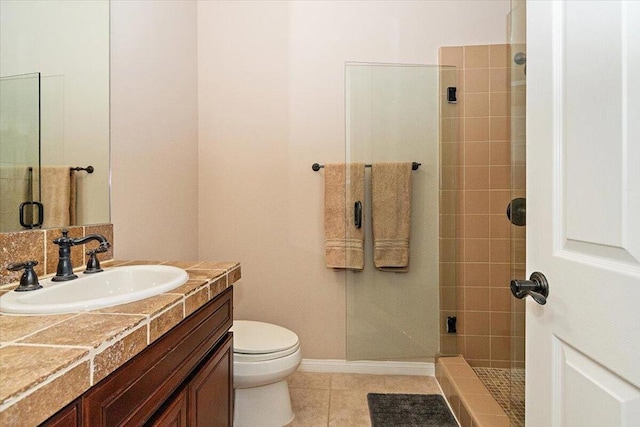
312,162,421,171
70,166,94,173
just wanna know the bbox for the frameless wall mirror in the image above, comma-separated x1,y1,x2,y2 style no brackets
0,0,110,232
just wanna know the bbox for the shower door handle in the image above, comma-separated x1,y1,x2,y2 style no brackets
354,201,362,229
511,272,549,305
19,201,44,229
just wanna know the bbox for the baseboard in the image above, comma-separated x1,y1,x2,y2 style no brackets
298,359,434,376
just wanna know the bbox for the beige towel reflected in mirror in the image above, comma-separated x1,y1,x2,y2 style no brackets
39,166,77,228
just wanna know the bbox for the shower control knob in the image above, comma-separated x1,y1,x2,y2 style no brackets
514,52,526,65
511,272,549,305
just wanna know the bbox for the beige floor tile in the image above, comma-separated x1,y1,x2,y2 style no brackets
328,389,371,427
288,388,330,427
287,372,447,426
330,373,386,391
289,371,332,389
383,375,441,394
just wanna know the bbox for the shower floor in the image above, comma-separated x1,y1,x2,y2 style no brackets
473,367,525,426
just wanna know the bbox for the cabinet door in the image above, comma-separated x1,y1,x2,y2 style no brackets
188,333,233,427
41,401,79,427
148,389,187,427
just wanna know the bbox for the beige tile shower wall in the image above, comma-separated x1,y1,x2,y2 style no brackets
439,44,518,368
439,65,461,357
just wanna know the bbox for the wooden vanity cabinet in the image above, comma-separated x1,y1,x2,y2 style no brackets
42,401,80,427
187,335,233,426
149,389,188,427
41,286,233,427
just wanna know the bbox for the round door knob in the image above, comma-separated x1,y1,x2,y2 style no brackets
511,271,549,305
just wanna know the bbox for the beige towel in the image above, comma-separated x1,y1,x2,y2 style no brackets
372,162,413,272
324,163,365,270
40,166,76,228
0,166,31,231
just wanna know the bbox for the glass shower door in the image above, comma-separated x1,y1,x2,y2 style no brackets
344,63,442,362
509,0,527,425
0,72,41,232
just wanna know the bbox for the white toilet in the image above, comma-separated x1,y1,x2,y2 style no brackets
231,320,302,427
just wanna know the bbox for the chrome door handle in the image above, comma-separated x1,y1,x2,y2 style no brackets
511,271,549,305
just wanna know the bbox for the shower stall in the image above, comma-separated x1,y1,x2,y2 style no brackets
342,13,527,420
435,1,528,425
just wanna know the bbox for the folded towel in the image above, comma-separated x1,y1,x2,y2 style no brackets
324,163,365,270
40,166,76,228
371,162,413,272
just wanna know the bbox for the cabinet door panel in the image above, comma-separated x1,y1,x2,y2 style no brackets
41,400,79,427
189,334,233,427
148,389,187,427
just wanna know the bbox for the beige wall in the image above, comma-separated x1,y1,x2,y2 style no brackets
197,1,510,359
110,0,199,260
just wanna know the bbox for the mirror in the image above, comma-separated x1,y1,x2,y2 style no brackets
0,0,110,232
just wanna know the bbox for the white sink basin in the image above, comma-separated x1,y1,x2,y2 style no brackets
0,265,188,315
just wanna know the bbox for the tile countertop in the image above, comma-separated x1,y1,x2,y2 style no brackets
0,260,241,426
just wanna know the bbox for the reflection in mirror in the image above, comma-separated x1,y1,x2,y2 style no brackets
0,0,110,232
0,73,41,232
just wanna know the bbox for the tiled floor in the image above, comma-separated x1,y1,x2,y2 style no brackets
285,371,445,426
473,367,525,427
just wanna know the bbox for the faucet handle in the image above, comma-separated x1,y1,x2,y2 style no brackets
7,261,42,292
7,260,38,272
84,246,108,274
53,229,72,245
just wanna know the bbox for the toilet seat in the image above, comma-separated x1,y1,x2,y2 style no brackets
232,320,300,362
233,342,300,362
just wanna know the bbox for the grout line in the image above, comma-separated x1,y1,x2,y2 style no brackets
1,313,82,343
0,355,90,412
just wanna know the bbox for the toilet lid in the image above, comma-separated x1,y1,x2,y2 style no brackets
231,320,299,354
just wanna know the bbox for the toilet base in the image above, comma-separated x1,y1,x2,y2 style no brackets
234,380,294,427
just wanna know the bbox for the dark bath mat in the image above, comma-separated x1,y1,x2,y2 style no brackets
367,393,458,427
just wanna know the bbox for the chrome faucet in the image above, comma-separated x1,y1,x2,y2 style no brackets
52,230,110,281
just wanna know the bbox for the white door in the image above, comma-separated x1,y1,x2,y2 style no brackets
526,1,640,426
